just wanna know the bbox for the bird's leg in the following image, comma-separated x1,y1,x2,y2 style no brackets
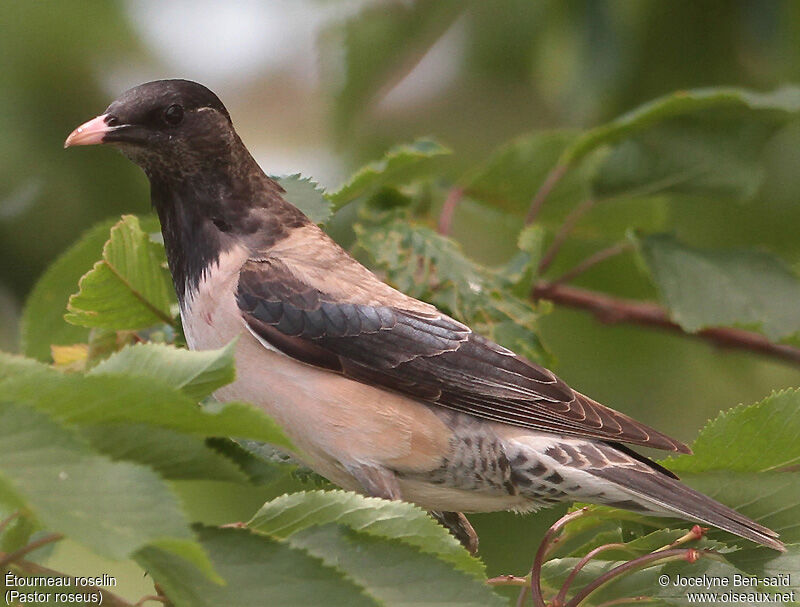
347,463,479,555
346,463,403,501
429,511,479,555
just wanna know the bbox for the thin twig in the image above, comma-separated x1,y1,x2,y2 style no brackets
554,543,631,606
537,198,596,275
653,525,708,552
487,574,528,587
564,548,705,607
531,282,800,367
550,242,634,287
526,164,569,225
438,187,464,236
595,597,652,607
0,511,20,535
529,507,591,607
135,596,169,606
0,532,63,569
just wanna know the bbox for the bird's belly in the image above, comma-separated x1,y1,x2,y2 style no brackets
217,331,455,472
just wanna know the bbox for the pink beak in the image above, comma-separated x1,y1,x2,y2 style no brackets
64,114,112,148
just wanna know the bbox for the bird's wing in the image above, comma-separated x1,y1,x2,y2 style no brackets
236,250,690,453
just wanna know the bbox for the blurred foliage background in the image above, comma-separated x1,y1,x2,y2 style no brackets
2,0,800,601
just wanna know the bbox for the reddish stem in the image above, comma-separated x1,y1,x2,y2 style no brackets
526,164,569,225
549,242,633,287
554,543,630,606
529,508,591,607
564,548,705,607
537,198,596,275
438,187,464,236
0,532,63,569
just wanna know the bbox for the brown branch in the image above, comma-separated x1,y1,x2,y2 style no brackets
135,596,169,606
526,164,569,225
550,242,634,287
0,532,63,569
595,597,652,607
5,558,134,607
531,282,800,367
537,198,596,275
438,187,464,236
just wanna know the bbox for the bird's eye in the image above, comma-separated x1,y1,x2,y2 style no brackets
163,104,184,126
106,115,120,127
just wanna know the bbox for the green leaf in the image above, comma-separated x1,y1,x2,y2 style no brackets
274,174,331,224
617,529,728,555
65,215,175,330
0,514,36,554
727,544,800,585
136,525,378,607
206,438,294,485
561,85,800,166
89,341,237,402
518,223,547,258
20,219,116,361
0,369,294,452
328,0,465,131
0,402,205,563
638,234,800,340
666,388,800,474
249,490,485,579
559,526,726,563
80,424,249,482
288,523,505,606
465,130,586,214
590,118,774,202
328,139,451,209
0,350,58,382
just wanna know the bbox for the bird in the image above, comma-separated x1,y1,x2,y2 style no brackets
65,79,784,553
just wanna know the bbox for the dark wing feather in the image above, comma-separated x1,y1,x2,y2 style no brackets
237,259,690,453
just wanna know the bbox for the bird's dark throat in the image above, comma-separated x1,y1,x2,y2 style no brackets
151,178,234,305
146,148,310,307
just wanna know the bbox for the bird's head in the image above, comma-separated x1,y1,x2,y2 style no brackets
65,79,237,176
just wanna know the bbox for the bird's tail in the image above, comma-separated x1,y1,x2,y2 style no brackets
591,460,785,552
504,434,784,551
